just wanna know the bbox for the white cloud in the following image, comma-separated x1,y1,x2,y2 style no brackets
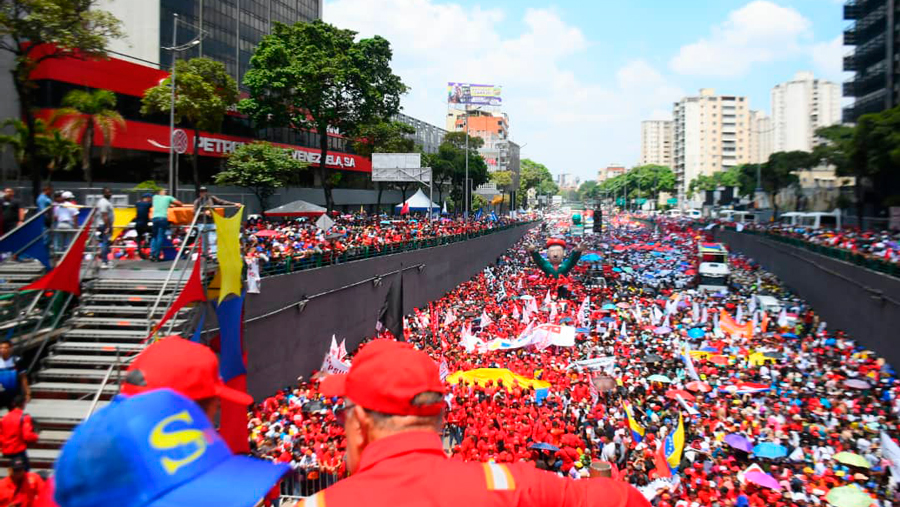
325,0,682,180
810,35,845,81
670,0,813,77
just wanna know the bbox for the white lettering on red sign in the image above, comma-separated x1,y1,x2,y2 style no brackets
197,136,356,169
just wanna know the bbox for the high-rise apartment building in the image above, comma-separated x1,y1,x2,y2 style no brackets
102,0,323,84
842,0,899,122
673,89,751,206
749,111,774,164
771,71,840,153
640,120,674,167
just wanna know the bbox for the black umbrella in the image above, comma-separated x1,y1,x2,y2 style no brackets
643,353,663,363
301,400,327,413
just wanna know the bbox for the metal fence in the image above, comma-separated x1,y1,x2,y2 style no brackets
258,222,537,278
279,470,342,499
727,227,900,279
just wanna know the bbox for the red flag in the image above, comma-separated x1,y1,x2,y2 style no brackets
22,220,91,295
653,442,673,478
400,201,410,215
147,252,206,339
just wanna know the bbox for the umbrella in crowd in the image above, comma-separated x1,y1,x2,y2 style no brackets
825,486,875,507
752,442,788,459
743,470,781,490
843,378,871,390
833,452,871,469
685,380,711,393
723,433,753,453
528,442,560,452
647,374,672,384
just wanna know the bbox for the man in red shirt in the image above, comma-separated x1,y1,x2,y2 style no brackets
0,395,39,470
306,340,650,507
0,455,43,507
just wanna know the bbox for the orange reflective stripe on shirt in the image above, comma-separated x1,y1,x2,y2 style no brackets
483,462,516,491
302,492,326,507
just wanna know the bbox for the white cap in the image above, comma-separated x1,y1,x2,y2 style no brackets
61,191,75,199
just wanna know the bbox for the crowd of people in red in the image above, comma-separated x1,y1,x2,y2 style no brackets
241,213,525,266
251,214,900,506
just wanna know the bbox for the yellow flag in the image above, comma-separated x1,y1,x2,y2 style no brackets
213,207,243,303
206,268,222,302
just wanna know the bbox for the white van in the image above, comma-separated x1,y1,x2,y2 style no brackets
754,295,782,313
665,209,683,218
685,209,702,219
796,210,841,230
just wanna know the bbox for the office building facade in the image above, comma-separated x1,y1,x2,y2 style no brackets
394,113,447,154
842,0,899,121
640,120,674,167
673,89,751,206
771,71,840,153
103,0,322,84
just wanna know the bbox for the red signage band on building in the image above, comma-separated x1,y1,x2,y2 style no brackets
29,47,369,171
35,112,372,173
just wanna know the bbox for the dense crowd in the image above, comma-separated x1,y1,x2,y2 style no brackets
695,214,900,266
240,213,524,265
249,214,900,506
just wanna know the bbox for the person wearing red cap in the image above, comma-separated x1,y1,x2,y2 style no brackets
35,336,256,507
121,335,254,419
306,340,650,507
527,237,584,279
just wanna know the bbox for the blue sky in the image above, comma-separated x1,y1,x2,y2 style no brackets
325,0,849,181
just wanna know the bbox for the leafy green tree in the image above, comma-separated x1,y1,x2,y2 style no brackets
41,127,80,180
214,142,307,211
756,151,812,214
240,20,407,211
578,180,598,201
490,170,514,212
852,107,900,215
425,132,488,211
0,117,80,182
141,57,238,193
55,89,126,186
0,0,122,199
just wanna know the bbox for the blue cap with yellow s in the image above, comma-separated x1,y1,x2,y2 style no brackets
54,389,288,507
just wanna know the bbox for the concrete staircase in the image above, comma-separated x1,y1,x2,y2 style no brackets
2,272,189,474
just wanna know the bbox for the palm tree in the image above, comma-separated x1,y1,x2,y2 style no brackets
40,129,81,182
56,89,126,186
0,117,81,183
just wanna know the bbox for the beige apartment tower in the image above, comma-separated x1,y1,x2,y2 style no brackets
673,88,752,206
640,120,674,167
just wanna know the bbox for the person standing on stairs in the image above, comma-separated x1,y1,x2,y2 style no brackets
0,395,39,471
0,341,30,408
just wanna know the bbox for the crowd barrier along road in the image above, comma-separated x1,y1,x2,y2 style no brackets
257,222,538,278
715,228,900,369
725,227,900,280
239,221,538,399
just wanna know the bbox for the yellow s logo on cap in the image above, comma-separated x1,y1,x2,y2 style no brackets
149,411,208,475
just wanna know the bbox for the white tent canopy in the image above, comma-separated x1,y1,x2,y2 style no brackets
394,189,440,212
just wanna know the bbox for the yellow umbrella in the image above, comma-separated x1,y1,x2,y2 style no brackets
833,452,870,469
825,486,873,507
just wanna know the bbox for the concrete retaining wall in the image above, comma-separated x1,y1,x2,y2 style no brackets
243,223,537,399
715,229,900,368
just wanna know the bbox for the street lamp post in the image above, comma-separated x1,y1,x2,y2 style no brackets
462,85,470,220
163,13,204,196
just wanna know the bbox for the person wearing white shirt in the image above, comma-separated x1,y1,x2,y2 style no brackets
53,192,79,254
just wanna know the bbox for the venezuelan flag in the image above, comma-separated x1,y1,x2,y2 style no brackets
664,412,685,471
623,401,645,443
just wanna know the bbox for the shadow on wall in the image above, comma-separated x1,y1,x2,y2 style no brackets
242,223,537,400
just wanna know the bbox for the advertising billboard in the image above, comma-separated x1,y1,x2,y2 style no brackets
447,82,502,106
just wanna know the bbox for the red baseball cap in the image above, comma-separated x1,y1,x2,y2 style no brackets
546,237,566,248
320,340,444,416
122,336,253,405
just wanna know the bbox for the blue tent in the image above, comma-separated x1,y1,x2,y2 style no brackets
394,189,440,213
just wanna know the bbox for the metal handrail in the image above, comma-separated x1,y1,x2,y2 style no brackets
5,208,97,348
0,206,53,261
86,349,117,419
145,209,203,335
